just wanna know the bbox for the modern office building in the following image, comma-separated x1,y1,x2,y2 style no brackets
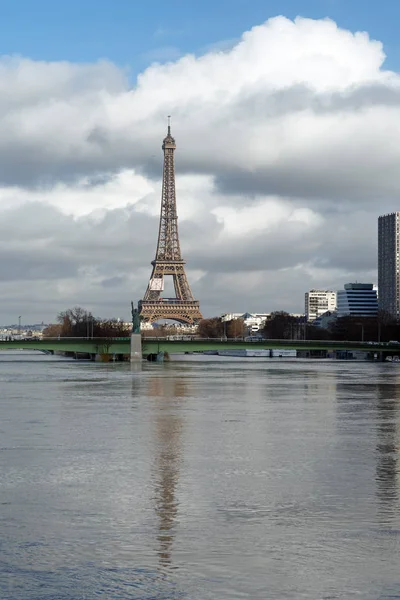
336,283,378,318
305,290,337,322
378,212,400,317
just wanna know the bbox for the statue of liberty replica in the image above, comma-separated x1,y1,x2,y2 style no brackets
131,302,141,334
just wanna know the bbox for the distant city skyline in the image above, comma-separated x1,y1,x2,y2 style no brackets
1,5,400,322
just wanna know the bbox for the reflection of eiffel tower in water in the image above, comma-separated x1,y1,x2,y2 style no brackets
138,119,203,325
149,376,187,567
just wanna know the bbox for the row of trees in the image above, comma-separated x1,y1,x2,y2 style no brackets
44,310,249,340
197,311,400,342
263,311,400,342
43,307,131,338
140,318,247,339
196,313,308,339
44,307,400,342
197,317,247,338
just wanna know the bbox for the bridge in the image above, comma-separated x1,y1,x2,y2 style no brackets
0,337,398,359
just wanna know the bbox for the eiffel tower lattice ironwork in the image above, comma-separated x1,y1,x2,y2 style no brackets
138,121,202,325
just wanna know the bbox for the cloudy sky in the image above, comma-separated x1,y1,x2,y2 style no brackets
1,0,400,324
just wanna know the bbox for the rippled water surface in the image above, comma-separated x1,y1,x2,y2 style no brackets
1,352,400,599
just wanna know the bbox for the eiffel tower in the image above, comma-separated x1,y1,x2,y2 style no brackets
138,120,202,325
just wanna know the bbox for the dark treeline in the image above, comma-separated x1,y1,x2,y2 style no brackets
264,311,400,341
43,307,131,338
43,308,400,341
197,311,400,341
197,317,246,338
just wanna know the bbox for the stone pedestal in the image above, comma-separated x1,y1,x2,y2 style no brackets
130,333,142,362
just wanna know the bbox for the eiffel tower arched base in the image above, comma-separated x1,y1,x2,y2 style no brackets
139,300,202,325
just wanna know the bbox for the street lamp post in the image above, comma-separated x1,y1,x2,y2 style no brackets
18,316,21,336
86,314,94,339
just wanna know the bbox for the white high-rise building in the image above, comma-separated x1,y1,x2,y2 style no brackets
378,212,400,317
305,290,337,322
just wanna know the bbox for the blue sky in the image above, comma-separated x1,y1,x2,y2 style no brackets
1,0,400,72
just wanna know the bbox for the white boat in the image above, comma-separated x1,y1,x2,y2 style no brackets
386,355,400,362
270,348,297,357
218,349,271,357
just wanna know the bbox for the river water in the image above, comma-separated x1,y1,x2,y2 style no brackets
1,352,400,599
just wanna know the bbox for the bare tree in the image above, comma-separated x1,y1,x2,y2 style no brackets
56,307,130,338
42,323,62,338
263,311,297,339
226,318,246,338
197,318,224,338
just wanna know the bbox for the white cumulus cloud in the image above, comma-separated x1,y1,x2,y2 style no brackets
0,16,399,321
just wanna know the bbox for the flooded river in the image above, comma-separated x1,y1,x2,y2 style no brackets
1,353,400,599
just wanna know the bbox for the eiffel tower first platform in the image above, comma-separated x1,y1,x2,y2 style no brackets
138,121,203,325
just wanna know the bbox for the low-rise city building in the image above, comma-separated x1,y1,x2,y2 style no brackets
221,312,270,333
312,311,338,329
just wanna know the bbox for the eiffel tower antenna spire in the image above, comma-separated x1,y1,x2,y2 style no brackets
138,124,202,325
